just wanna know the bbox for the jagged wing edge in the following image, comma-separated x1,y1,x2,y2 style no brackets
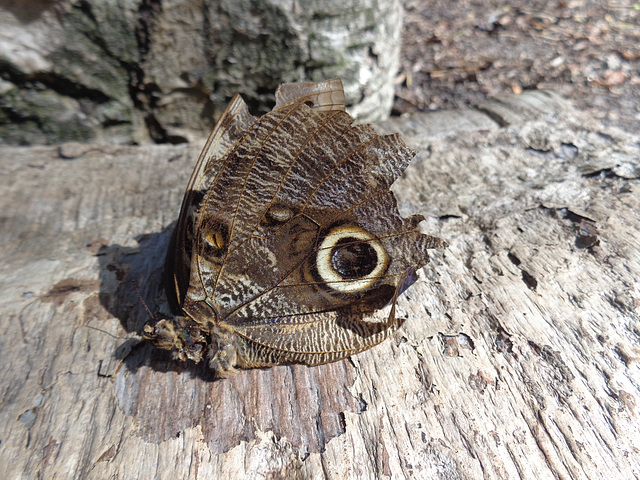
275,78,346,111
166,94,254,308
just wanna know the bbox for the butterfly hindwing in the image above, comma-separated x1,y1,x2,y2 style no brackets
146,78,446,375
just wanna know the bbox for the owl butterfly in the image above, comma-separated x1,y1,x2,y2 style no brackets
143,78,445,377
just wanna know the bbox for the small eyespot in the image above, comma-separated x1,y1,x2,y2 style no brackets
316,225,389,293
264,204,295,225
200,217,228,258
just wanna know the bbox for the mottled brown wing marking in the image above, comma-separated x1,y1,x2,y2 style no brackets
196,107,430,323
203,108,350,313
180,105,267,305
299,135,381,211
195,109,345,301
183,102,305,309
199,108,378,318
195,104,366,317
232,272,408,368
206,100,334,298
247,111,358,235
216,145,439,324
220,107,345,256
249,110,345,236
301,134,415,216
168,94,256,307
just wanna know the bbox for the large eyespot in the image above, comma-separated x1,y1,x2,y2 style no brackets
316,225,389,293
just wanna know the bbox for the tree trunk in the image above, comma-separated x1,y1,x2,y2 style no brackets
0,91,638,479
0,0,402,145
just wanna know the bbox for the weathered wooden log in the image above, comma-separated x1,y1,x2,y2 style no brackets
0,91,638,478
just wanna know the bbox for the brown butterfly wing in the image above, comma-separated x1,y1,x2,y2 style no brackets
165,93,256,311
162,79,445,371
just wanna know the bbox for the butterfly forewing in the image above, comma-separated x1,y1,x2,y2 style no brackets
167,94,257,309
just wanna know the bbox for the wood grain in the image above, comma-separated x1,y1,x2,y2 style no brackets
0,91,638,479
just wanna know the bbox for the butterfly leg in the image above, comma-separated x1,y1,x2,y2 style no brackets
206,326,243,377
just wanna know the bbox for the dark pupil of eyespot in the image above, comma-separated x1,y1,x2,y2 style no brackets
331,237,378,279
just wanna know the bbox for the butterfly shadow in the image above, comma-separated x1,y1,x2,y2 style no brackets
96,221,217,381
95,223,364,455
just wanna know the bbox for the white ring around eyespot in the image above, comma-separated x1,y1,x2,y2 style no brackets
316,225,389,293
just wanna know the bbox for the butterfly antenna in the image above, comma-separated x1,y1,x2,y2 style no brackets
132,280,155,320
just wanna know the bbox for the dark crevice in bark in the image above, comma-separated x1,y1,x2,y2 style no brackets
0,60,111,104
133,0,182,144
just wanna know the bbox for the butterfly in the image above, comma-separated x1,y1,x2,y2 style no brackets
143,78,446,377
